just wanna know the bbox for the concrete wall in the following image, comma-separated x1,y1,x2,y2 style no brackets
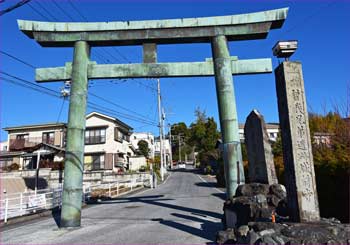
129,156,147,171
0,169,149,192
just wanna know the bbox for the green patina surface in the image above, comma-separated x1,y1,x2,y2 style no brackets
212,35,245,199
17,8,288,46
36,58,272,81
60,41,90,228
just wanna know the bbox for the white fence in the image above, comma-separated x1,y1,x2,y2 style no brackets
1,174,152,223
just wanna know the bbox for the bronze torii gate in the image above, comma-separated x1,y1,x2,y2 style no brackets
18,7,288,227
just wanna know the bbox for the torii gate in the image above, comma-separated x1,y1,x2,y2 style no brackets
18,7,288,227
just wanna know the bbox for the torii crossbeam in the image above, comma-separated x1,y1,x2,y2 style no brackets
18,7,288,228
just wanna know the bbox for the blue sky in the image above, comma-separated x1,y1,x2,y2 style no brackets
1,0,349,140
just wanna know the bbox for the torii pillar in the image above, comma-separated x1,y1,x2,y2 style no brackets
212,35,245,198
60,41,90,227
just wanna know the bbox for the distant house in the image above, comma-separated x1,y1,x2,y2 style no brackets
0,141,8,151
1,112,147,172
239,123,280,142
154,137,172,165
130,132,155,159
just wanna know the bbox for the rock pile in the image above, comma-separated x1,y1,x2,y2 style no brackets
217,219,350,244
217,183,350,244
223,183,288,228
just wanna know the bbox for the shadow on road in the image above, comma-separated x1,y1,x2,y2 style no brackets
211,192,226,200
97,194,222,220
92,194,223,243
160,212,222,243
51,207,61,227
195,182,217,188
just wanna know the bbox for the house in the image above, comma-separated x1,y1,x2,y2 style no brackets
84,112,136,172
2,122,66,170
1,140,8,151
1,112,147,172
130,132,155,158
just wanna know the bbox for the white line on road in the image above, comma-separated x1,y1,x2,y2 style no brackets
197,174,225,194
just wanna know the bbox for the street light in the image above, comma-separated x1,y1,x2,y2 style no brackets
272,40,298,61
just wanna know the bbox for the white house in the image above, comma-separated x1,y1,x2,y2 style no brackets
0,141,8,151
84,112,136,172
130,132,155,158
154,137,172,165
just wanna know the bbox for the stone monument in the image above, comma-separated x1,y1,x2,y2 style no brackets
244,110,278,185
275,61,320,222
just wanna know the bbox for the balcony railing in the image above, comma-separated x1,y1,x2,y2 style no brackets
9,137,55,151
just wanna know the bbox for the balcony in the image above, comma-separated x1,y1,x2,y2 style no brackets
9,137,55,151
114,157,126,168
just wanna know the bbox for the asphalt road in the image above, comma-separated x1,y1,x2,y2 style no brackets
1,167,226,244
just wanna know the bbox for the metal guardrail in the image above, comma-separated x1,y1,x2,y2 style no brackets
0,174,152,223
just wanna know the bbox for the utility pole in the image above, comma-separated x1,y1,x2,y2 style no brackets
162,108,167,172
168,124,173,169
157,79,164,181
178,134,182,162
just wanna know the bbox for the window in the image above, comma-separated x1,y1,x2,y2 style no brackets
85,128,106,144
16,134,28,140
84,154,105,170
42,132,55,144
114,128,130,142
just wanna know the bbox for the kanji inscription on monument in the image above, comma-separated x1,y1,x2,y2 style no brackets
275,61,320,222
244,110,278,185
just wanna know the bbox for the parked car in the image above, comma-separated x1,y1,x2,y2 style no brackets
178,162,186,169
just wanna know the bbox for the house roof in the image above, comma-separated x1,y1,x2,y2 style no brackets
3,122,66,131
26,143,66,153
86,111,133,131
4,111,134,132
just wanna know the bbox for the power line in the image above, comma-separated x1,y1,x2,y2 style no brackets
0,50,156,123
33,0,58,21
1,74,158,127
88,92,156,123
0,70,60,95
47,1,156,93
27,2,51,20
0,50,157,124
65,0,131,64
0,0,30,16
67,0,88,22
0,76,61,98
56,98,66,123
0,50,36,69
51,0,75,21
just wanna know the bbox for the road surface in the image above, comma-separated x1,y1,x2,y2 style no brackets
1,168,225,244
